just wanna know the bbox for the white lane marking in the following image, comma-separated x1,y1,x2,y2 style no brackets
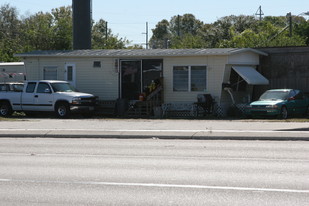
0,179,308,194
1,128,309,134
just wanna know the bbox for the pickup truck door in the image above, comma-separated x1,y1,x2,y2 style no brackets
33,82,54,111
22,82,54,111
21,82,37,111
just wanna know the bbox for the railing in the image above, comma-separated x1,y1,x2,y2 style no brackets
126,85,163,117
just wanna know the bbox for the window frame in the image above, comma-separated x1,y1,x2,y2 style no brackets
93,61,101,68
43,66,58,80
37,82,52,94
26,82,37,93
173,65,207,92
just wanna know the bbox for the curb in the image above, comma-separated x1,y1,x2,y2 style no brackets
1,130,309,141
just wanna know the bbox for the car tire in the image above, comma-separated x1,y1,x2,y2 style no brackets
0,102,13,117
279,106,288,119
55,103,70,118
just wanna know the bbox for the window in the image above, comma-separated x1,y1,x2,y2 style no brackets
173,66,206,92
93,61,101,68
37,83,51,93
43,66,57,80
191,66,207,91
66,66,73,81
26,82,36,93
173,66,189,91
294,90,304,100
0,84,9,91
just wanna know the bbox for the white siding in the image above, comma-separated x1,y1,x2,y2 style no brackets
23,50,262,113
24,57,119,100
228,52,260,65
74,57,119,100
163,56,228,104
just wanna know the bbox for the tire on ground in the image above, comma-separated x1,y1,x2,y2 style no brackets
55,102,70,118
0,101,13,117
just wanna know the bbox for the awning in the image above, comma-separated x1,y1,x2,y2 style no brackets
232,66,269,85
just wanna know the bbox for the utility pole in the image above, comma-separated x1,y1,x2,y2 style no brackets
105,21,108,47
255,6,264,21
177,15,180,37
142,22,149,49
286,12,292,37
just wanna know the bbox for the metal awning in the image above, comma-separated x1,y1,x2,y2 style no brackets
232,66,269,85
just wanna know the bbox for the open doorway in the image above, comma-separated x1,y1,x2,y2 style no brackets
120,59,163,100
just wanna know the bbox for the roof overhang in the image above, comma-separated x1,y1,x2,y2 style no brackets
14,48,268,58
232,66,269,85
229,48,268,56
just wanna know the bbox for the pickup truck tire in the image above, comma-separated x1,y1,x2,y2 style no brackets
55,102,70,118
0,102,13,117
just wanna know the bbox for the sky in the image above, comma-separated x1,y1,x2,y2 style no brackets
3,0,309,47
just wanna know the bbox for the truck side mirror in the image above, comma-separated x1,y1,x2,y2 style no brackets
44,88,51,93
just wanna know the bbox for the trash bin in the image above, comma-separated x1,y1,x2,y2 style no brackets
116,98,128,116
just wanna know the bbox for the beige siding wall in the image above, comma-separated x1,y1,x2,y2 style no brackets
163,56,228,104
228,52,260,65
24,59,39,80
220,51,261,114
23,51,262,115
24,57,119,100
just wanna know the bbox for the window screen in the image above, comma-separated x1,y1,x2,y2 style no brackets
173,66,189,91
173,65,207,92
43,66,57,80
191,66,206,91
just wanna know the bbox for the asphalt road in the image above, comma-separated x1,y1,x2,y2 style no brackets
0,138,308,206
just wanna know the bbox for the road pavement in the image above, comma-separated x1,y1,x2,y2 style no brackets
0,118,309,140
0,138,308,205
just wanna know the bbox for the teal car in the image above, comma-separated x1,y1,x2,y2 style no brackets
246,89,309,119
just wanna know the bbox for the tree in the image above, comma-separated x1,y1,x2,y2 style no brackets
218,19,306,48
51,6,73,50
150,14,204,48
150,19,170,48
169,14,203,37
21,12,54,51
21,6,73,51
92,19,129,49
294,20,309,45
0,4,22,61
169,34,207,49
212,15,259,43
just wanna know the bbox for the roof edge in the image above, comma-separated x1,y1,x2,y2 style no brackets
229,48,268,56
14,48,268,58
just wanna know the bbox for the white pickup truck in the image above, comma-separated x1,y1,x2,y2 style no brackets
0,80,98,118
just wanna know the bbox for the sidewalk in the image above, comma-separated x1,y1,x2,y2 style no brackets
0,118,309,141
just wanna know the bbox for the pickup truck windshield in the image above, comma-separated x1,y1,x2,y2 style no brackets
259,90,289,101
51,83,76,92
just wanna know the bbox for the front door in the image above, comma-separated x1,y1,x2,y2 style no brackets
120,60,141,100
65,64,76,87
